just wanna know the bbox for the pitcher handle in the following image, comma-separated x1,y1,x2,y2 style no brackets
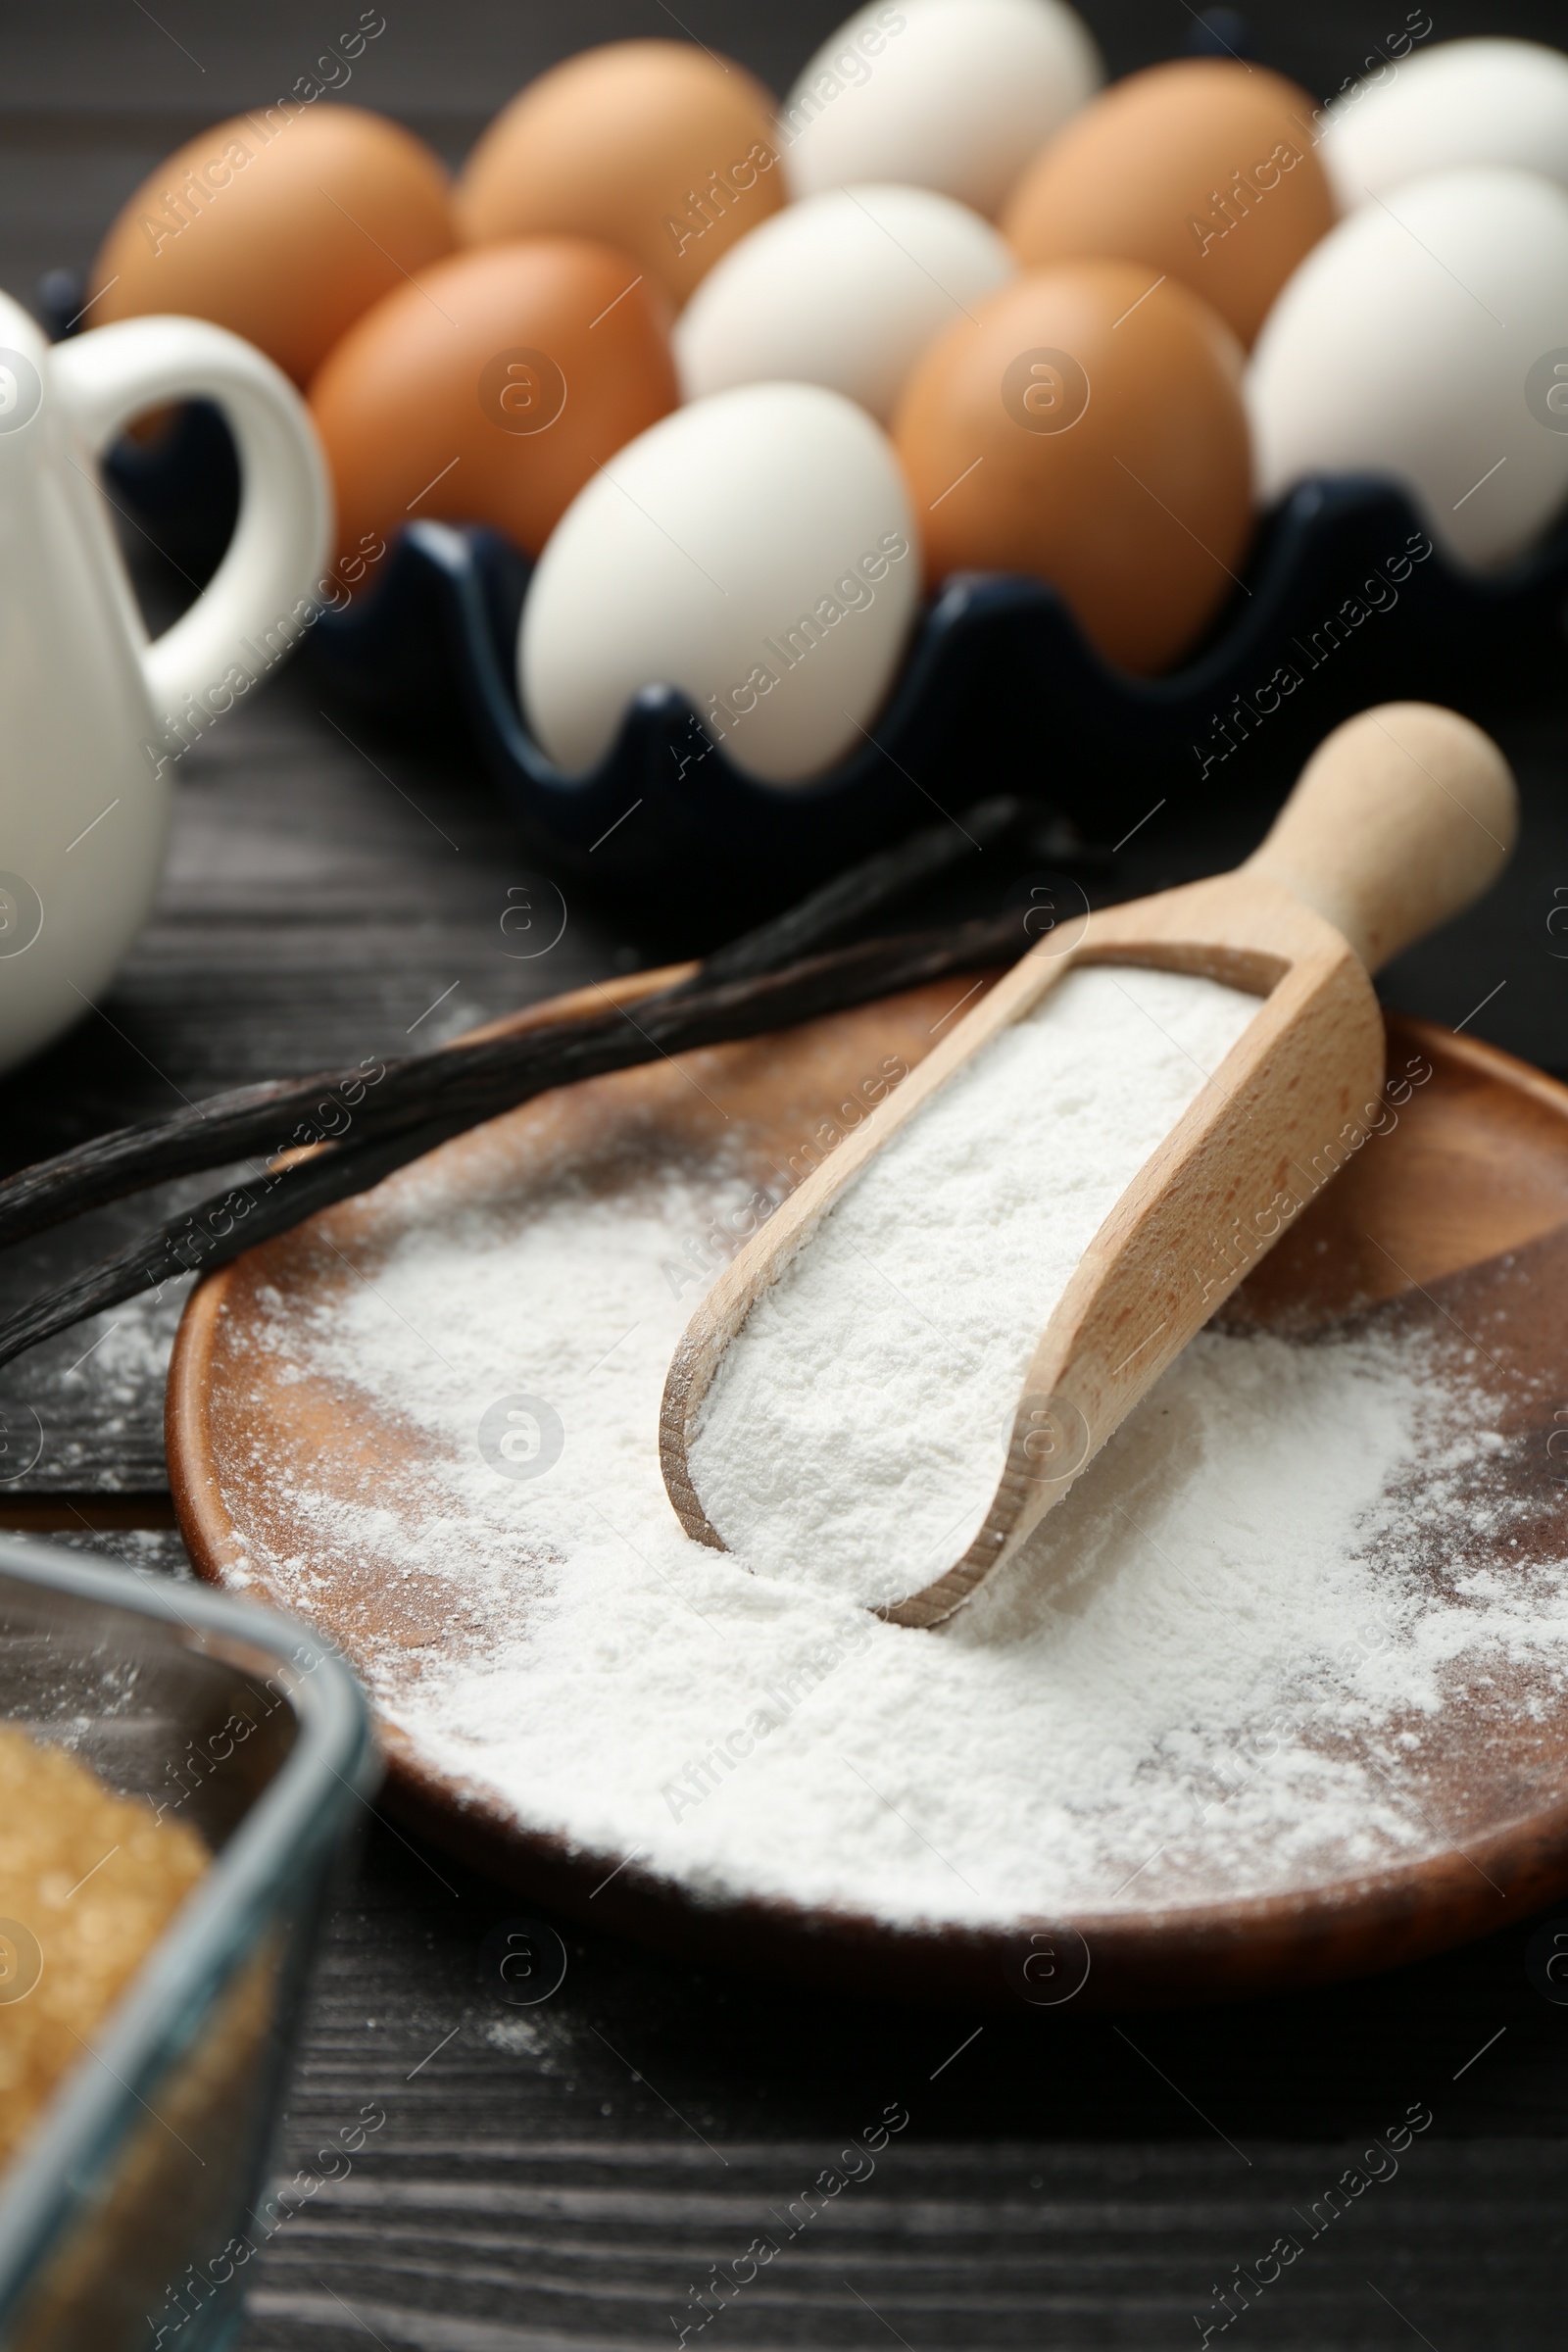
50,315,331,732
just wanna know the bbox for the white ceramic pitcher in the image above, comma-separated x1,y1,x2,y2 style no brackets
0,287,329,1076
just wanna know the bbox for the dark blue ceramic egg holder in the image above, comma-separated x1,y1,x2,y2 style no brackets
76,374,1568,925
306,477,1568,918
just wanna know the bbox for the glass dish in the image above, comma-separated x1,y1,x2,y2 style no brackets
0,1535,378,2351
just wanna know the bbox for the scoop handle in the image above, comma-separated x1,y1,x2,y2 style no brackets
1241,703,1517,974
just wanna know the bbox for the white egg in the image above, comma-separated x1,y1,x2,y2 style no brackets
1319,38,1568,212
674,183,1014,423
779,0,1102,219
518,383,920,787
1247,168,1568,569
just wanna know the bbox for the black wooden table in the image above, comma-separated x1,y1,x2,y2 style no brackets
9,5,1568,2343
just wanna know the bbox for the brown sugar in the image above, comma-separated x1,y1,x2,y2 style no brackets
0,1726,209,2170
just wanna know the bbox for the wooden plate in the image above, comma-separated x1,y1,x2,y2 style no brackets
169,970,1568,2011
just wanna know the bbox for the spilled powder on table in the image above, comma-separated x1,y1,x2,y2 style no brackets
220,985,1568,1932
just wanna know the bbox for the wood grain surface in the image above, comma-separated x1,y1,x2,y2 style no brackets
7,6,1568,2345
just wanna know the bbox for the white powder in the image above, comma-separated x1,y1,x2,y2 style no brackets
691,963,1260,1604
220,987,1568,1933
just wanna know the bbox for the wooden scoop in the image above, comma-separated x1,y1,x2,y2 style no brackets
659,704,1519,1628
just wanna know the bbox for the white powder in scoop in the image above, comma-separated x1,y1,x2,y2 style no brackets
224,979,1568,1931
690,963,1260,1604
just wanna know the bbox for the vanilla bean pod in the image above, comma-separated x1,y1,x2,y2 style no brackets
0,1116,466,1375
0,1009,600,1251
0,912,1022,1371
0,807,1025,1252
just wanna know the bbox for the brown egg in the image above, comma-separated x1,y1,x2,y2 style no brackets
456,40,786,309
1002,61,1336,348
89,106,455,387
309,239,678,570
893,262,1252,674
